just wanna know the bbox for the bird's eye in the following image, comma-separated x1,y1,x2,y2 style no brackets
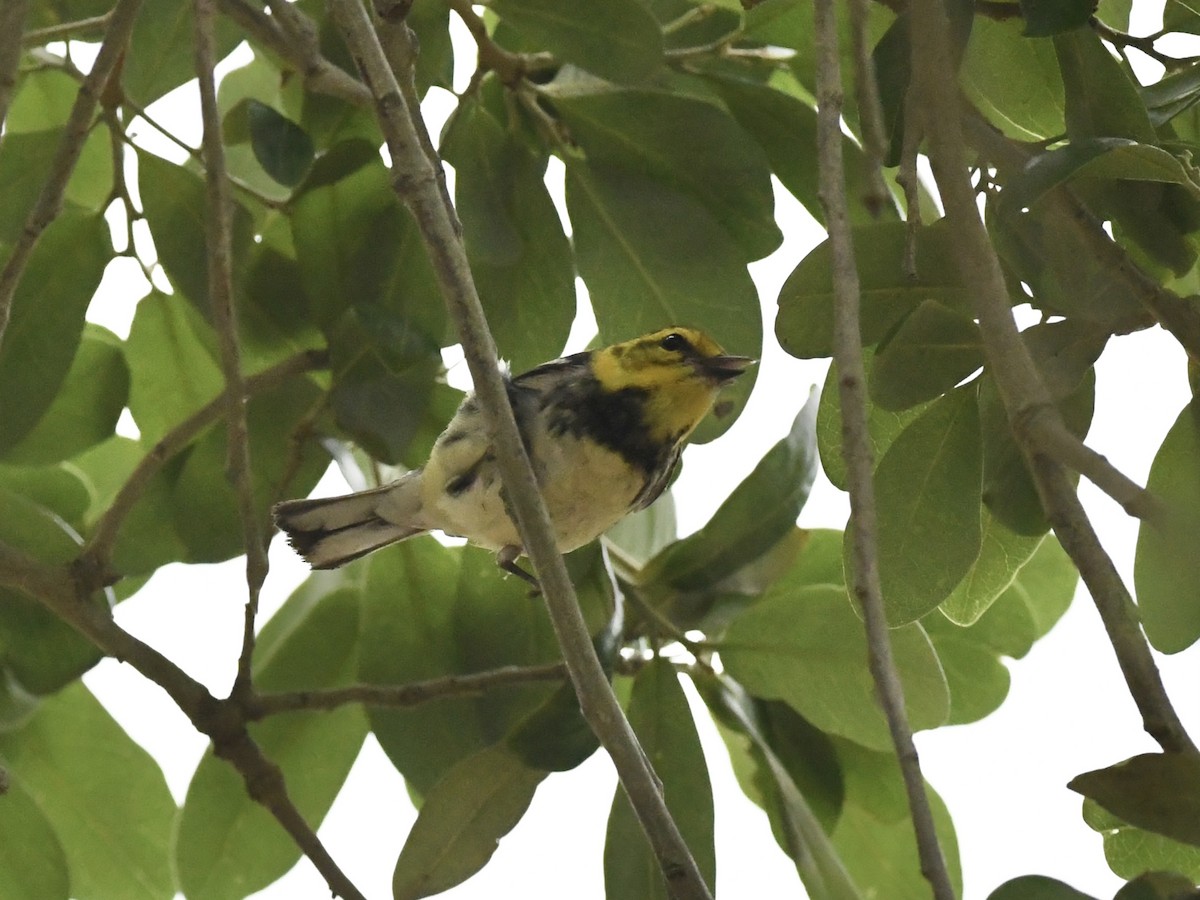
660,333,687,352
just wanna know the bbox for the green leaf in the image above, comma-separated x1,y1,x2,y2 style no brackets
0,128,111,244
1070,753,1200,848
493,0,663,82
175,581,367,900
441,100,575,372
361,543,562,796
817,352,929,490
988,875,1097,900
604,658,715,900
246,100,315,187
961,18,1065,141
1084,798,1200,883
695,673,862,900
549,78,780,260
1054,27,1156,144
1020,0,1094,36
6,69,79,133
2,325,129,465
605,491,678,569
870,387,983,625
923,629,1011,725
831,740,962,900
123,0,242,107
1114,871,1200,900
0,775,69,900
640,394,818,617
565,163,760,442
722,583,949,751
0,682,176,900
0,212,111,454
1004,139,1200,211
869,299,984,411
0,487,103,694
124,291,224,445
138,151,255,313
776,219,973,360
392,745,545,900
0,463,91,532
940,512,1044,625
706,66,896,225
1135,403,1200,653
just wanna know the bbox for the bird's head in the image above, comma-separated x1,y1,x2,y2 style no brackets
591,327,755,443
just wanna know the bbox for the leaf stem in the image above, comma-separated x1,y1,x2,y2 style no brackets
811,2,957,898
327,5,714,897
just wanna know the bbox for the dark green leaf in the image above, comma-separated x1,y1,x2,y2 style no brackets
0,682,176,900
566,163,760,442
870,387,983,624
1084,797,1200,883
987,875,1097,900
1020,0,1094,36
1135,403,1200,653
1070,753,1200,848
0,775,69,900
441,100,574,372
392,745,544,900
548,77,780,260
2,325,128,465
640,395,818,615
961,18,1065,141
776,219,973,360
176,581,367,900
604,658,715,900
492,0,663,83
123,0,242,107
870,299,983,411
722,582,949,750
138,151,255,313
1114,871,1200,900
0,487,102,694
1054,27,1156,144
246,100,315,187
0,212,110,454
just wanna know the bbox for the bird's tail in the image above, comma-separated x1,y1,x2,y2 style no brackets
272,474,426,569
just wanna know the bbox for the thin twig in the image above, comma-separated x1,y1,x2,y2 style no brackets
248,663,569,718
445,0,553,84
0,0,29,130
0,540,367,900
812,3,957,899
195,0,267,698
22,10,111,46
847,0,891,216
79,349,328,585
0,0,142,355
907,0,1197,755
326,5,713,898
1093,19,1200,70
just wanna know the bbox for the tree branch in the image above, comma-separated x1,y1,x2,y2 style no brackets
326,5,713,897
217,0,372,106
0,0,142,355
0,540,367,900
812,3,956,899
0,0,29,131
908,0,1197,755
247,663,569,718
79,349,327,586
195,0,268,700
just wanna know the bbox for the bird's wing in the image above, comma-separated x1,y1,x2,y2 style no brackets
508,351,591,393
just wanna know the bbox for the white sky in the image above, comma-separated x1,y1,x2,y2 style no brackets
65,5,1200,899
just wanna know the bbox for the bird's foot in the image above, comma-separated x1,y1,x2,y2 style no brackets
496,545,542,595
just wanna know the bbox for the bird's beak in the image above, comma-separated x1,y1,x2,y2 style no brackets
697,355,756,384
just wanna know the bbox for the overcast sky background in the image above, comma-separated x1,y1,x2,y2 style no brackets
67,4,1200,898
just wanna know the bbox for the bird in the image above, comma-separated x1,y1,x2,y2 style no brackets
272,327,754,576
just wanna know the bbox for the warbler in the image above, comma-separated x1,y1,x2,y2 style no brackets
273,327,753,573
